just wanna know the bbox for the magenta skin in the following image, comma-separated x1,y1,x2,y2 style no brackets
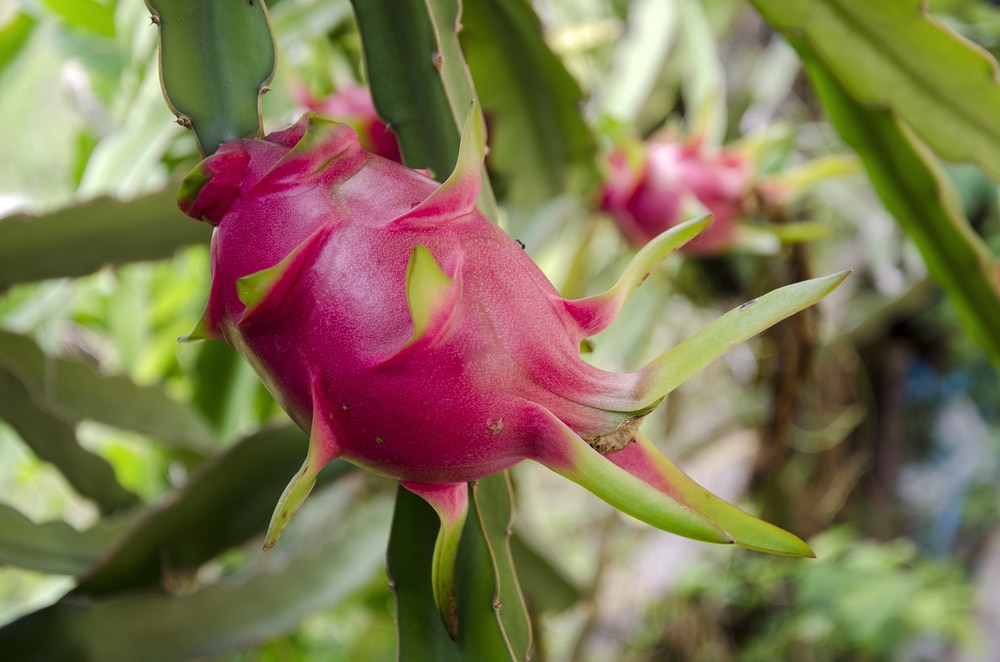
180,113,643,485
601,139,752,253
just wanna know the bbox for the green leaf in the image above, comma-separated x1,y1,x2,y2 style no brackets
749,0,1000,182
73,425,351,595
263,380,345,551
508,531,582,614
348,0,460,178
0,188,211,289
146,0,276,155
459,0,597,206
635,271,851,407
0,330,215,454
0,493,393,662
0,362,139,516
455,473,532,659
350,0,497,218
793,39,1000,368
0,12,35,76
42,0,114,37
0,504,125,576
390,475,532,661
388,485,465,661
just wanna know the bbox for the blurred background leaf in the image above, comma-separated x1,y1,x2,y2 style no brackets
0,190,210,289
0,330,214,452
750,0,1000,182
0,360,139,516
0,486,393,662
459,0,597,207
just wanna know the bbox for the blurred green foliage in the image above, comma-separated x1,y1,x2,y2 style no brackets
624,527,977,662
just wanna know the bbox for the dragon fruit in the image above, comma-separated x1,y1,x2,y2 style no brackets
179,102,844,636
601,137,752,253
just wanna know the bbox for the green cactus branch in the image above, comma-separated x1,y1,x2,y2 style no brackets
146,0,276,155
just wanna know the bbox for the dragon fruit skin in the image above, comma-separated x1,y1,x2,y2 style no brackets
179,103,843,636
182,114,644,485
602,139,752,253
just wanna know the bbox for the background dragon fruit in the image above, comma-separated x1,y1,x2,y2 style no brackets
601,137,753,253
178,102,844,635
295,83,403,163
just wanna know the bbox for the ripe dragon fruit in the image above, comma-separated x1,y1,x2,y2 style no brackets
601,137,752,253
178,102,845,636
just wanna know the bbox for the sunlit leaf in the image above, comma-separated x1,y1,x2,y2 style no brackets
751,0,1000,182
0,12,35,75
42,0,114,37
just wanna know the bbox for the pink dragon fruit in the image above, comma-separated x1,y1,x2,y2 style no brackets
179,102,844,635
601,137,752,253
296,83,402,163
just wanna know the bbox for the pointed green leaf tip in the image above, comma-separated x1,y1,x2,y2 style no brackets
265,381,343,550
237,267,282,319
455,98,487,188
404,244,454,345
236,228,330,326
176,164,212,214
401,481,469,640
178,315,219,343
264,453,321,551
395,100,487,224
633,270,851,409
564,215,713,338
625,434,814,557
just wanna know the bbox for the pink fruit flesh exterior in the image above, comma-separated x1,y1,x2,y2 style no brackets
602,140,752,254
180,113,644,486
